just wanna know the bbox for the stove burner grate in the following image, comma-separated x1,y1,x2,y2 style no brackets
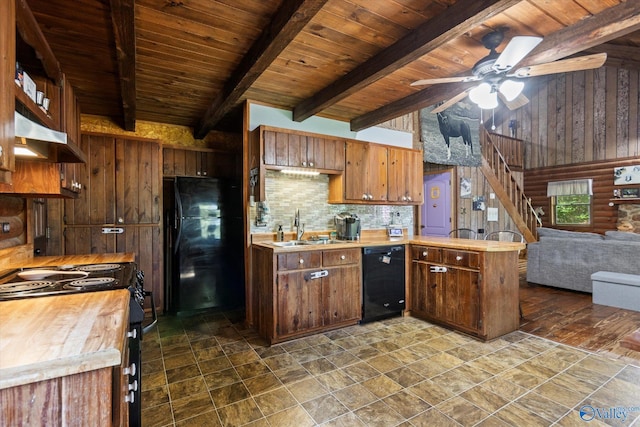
0,281,57,294
63,277,118,290
75,264,122,273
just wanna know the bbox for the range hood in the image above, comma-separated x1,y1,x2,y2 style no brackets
14,111,86,163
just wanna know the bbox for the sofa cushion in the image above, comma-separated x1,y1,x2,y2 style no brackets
537,227,604,240
604,230,640,242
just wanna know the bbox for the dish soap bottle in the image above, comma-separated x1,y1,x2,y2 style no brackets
276,225,284,242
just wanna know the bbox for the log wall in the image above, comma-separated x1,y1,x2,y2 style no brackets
523,157,639,234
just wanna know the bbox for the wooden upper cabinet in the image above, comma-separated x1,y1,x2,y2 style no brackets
260,126,344,173
163,146,237,178
343,141,387,202
66,134,160,226
330,142,422,205
388,148,423,204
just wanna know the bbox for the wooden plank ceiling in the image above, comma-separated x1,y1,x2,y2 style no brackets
24,0,640,138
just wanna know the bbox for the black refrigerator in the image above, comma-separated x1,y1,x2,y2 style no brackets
164,177,244,313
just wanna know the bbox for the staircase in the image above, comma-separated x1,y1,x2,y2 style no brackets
479,130,541,243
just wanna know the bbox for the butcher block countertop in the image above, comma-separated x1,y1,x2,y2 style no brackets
0,253,135,282
253,235,525,253
0,289,129,390
3,252,135,269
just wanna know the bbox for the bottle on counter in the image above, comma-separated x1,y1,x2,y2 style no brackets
277,225,284,242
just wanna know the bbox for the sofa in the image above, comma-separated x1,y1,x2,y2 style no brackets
526,227,640,293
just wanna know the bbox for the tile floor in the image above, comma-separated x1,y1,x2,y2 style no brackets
141,311,640,427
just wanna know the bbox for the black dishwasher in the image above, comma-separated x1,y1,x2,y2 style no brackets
362,245,405,323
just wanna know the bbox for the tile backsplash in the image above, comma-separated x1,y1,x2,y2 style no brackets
250,170,414,234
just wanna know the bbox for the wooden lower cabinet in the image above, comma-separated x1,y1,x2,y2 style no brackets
410,244,518,340
0,348,129,427
252,246,361,344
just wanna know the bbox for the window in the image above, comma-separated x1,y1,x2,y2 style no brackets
552,194,592,225
547,179,593,226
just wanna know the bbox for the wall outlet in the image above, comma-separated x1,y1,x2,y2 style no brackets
477,228,485,234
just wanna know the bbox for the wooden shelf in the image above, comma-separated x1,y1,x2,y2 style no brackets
15,85,56,129
610,198,640,204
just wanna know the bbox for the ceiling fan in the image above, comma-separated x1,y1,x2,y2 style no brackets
411,30,607,114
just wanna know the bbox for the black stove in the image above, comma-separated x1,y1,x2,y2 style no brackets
0,262,152,427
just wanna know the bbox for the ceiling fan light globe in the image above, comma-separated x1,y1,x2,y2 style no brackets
469,83,498,109
478,92,499,110
469,82,492,104
499,80,525,101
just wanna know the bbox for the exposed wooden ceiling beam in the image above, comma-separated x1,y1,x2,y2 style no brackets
193,0,328,139
351,0,640,132
292,0,521,123
109,0,136,131
518,0,640,67
351,83,477,133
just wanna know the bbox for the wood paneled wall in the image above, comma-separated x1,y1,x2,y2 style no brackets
0,196,26,249
491,65,639,168
524,157,639,234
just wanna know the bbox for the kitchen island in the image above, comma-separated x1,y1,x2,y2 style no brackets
250,234,525,343
0,289,131,426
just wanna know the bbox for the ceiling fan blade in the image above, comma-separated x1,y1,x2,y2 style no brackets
411,75,477,86
431,90,470,114
493,36,543,72
510,52,607,78
498,92,529,110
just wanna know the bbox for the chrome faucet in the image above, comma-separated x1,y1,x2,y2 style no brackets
294,209,305,241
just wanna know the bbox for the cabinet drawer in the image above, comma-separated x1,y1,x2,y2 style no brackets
277,251,322,270
443,249,479,269
323,248,360,266
411,246,442,263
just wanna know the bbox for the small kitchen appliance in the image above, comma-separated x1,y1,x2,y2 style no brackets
335,212,361,240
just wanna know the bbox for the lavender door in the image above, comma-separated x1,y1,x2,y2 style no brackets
421,172,451,236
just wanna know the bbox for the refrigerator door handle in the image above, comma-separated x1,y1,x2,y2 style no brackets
174,179,183,255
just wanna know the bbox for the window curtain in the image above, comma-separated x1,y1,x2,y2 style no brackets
547,179,593,197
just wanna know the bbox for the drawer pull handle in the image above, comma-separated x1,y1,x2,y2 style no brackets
299,259,304,264
456,255,463,261
430,266,447,273
340,255,346,260
422,251,428,257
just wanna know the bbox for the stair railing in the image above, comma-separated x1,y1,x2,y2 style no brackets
481,130,541,241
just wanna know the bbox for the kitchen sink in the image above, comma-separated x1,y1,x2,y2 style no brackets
271,241,313,247
271,239,344,247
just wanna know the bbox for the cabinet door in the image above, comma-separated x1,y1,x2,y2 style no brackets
263,130,289,166
443,268,480,332
406,149,424,203
411,261,442,319
115,138,161,225
318,138,345,171
277,270,323,336
65,134,116,225
344,141,387,202
323,265,361,325
388,148,423,204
